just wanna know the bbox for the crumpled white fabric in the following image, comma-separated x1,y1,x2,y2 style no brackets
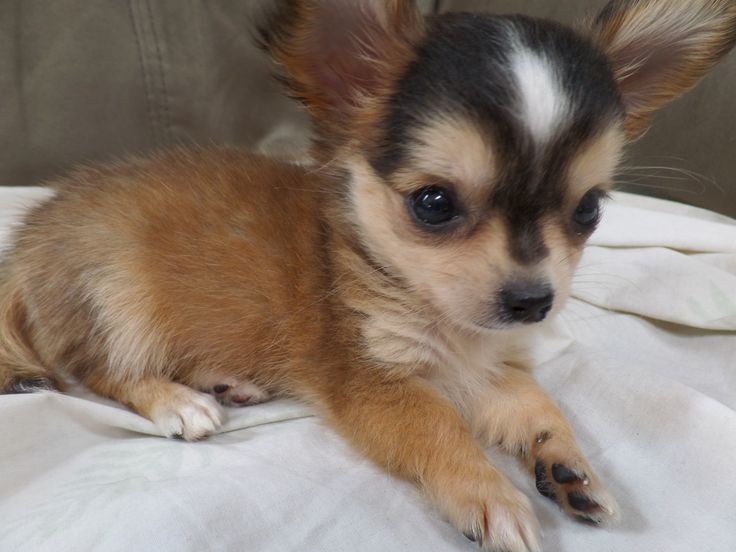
578,194,736,330
1,188,734,552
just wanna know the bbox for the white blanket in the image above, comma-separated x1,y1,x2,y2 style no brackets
1,188,735,552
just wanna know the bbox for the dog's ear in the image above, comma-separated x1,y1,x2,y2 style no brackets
260,0,424,125
587,0,736,139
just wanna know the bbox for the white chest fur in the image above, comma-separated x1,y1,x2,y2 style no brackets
363,310,535,414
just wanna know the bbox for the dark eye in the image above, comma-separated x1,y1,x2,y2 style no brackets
409,186,459,227
572,190,603,232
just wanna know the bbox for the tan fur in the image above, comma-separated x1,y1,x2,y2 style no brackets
400,115,498,197
345,141,596,336
1,1,734,550
0,270,58,390
568,125,627,193
262,0,425,162
466,366,620,524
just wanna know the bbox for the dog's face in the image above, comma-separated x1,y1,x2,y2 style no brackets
347,16,625,330
263,0,736,331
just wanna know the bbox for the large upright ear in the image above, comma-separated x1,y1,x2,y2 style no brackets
587,0,736,139
260,0,424,124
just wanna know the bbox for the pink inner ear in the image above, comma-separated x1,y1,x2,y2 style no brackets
306,3,393,108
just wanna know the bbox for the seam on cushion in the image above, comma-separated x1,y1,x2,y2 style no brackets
143,0,173,144
11,2,29,145
128,0,161,145
128,0,174,147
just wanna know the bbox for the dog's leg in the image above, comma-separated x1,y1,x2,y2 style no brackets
0,278,61,394
467,366,619,525
87,375,223,441
323,372,541,552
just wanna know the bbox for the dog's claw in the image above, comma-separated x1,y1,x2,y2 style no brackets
7,376,58,394
533,453,619,525
567,491,598,512
534,460,558,501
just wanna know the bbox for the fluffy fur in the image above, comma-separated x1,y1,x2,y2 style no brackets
2,1,735,550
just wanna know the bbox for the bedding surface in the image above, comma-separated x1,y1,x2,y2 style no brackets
1,187,735,552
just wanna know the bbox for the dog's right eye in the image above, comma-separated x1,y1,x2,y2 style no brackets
572,189,604,234
409,186,459,227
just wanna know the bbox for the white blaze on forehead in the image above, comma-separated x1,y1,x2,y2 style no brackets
511,49,569,144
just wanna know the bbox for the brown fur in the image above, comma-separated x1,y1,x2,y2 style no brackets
260,0,425,163
1,1,735,550
588,0,736,138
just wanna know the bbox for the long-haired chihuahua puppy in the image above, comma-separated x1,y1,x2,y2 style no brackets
2,0,735,549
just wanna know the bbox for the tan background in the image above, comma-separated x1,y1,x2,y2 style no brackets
1,0,734,215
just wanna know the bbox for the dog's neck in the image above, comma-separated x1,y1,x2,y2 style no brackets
323,190,537,398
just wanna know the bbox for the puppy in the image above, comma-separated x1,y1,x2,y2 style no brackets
2,1,735,550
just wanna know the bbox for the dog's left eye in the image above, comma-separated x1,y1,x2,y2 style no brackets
409,186,459,227
572,190,603,232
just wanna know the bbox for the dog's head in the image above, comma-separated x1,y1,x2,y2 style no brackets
262,0,736,331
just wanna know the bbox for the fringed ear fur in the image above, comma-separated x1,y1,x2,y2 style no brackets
259,0,425,155
587,0,736,140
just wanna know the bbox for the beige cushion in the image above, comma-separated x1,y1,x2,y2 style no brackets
0,0,308,185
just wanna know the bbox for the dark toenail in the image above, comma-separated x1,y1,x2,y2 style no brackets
552,463,580,484
462,526,483,546
575,514,601,526
8,376,58,394
568,491,598,512
538,486,557,501
535,460,557,501
213,384,230,394
535,460,546,481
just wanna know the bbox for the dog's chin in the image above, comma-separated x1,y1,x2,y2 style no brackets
468,309,558,333
472,319,546,333
439,311,540,335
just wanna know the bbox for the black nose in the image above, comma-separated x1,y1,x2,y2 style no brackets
501,285,554,324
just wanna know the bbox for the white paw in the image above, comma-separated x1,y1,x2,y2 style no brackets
438,470,541,552
211,380,271,407
483,492,541,552
150,387,224,441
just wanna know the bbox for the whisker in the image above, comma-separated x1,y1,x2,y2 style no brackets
612,179,707,195
616,163,723,193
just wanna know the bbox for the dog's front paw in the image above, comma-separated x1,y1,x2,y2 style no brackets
533,434,619,525
435,469,541,552
149,386,224,441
